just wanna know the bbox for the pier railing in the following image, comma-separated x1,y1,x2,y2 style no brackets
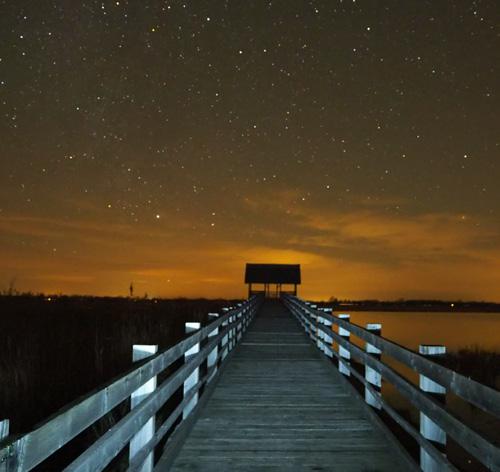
0,295,261,471
282,294,500,472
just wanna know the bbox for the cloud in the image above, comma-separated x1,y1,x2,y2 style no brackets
1,189,499,301
239,188,500,264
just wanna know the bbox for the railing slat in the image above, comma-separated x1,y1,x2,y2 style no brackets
419,345,447,472
0,296,260,471
365,324,382,410
285,295,500,418
64,325,231,471
0,420,8,441
129,345,158,472
286,298,500,471
316,343,458,472
128,350,224,472
183,323,201,419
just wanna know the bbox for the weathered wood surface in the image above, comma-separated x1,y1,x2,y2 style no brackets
286,295,500,418
310,315,500,470
0,299,259,471
169,300,410,471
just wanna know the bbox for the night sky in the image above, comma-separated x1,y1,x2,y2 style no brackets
1,1,499,300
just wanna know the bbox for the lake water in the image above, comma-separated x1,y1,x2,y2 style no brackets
334,311,500,352
331,310,500,405
330,310,499,472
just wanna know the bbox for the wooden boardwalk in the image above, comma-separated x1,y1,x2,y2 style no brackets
168,300,410,471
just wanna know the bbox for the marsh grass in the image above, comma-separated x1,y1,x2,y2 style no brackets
0,295,234,435
442,346,500,390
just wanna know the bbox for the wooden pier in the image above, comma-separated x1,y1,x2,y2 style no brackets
1,294,499,471
165,300,411,471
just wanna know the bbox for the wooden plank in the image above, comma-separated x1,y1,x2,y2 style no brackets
0,297,260,471
64,324,231,471
169,300,410,471
129,355,221,471
285,295,500,417
289,304,498,470
320,341,457,471
313,317,500,471
153,330,243,471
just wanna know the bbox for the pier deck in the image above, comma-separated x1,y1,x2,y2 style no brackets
168,300,409,471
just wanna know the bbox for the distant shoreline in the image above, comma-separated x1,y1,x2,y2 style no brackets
1,294,499,313
325,302,500,313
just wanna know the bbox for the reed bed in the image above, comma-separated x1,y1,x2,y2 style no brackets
0,295,234,435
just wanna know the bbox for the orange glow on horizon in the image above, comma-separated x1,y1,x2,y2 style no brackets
1,195,499,302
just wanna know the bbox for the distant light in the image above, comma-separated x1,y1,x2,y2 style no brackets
156,214,160,219
450,303,455,308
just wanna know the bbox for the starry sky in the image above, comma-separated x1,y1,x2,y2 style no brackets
1,1,499,301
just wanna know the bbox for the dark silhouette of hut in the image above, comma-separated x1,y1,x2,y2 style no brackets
244,263,301,298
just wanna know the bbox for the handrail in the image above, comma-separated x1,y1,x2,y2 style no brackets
65,325,228,471
127,354,222,471
0,295,262,471
284,294,500,417
282,294,500,472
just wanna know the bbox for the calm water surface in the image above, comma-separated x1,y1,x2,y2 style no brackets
331,311,499,471
334,311,500,351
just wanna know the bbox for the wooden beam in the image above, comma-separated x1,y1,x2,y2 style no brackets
286,295,500,418
0,297,261,471
365,324,382,409
314,319,500,470
183,323,201,419
0,419,8,440
129,345,158,472
64,326,231,471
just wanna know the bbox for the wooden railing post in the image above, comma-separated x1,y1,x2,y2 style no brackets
338,314,351,376
229,315,235,350
322,308,333,358
221,315,229,360
207,313,219,381
0,419,8,472
241,307,247,332
365,324,382,409
232,312,237,344
236,310,243,342
244,305,251,331
302,305,309,334
129,344,158,472
309,304,317,342
419,345,447,472
316,306,324,351
183,322,201,419
0,419,8,440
